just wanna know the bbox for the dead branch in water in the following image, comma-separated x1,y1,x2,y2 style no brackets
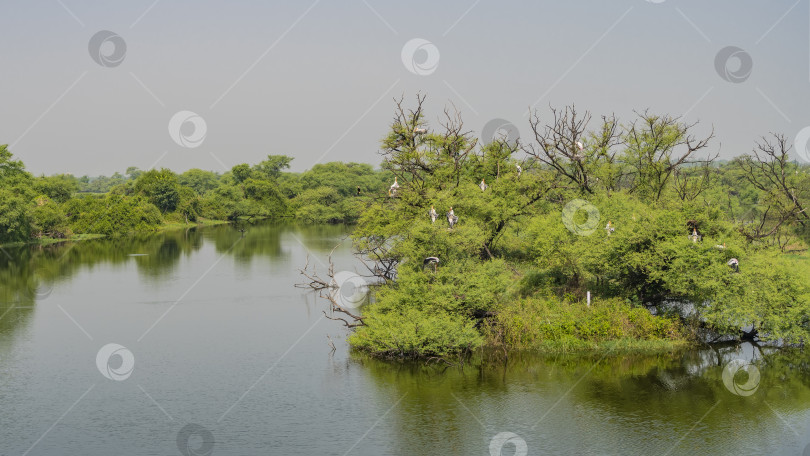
298,242,366,327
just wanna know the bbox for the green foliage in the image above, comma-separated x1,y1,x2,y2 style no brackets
33,175,78,203
485,295,684,352
64,194,162,236
179,168,220,195
134,169,180,213
176,186,201,222
231,163,253,183
30,196,69,238
0,188,32,243
349,306,483,358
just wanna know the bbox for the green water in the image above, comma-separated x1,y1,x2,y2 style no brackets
0,221,808,455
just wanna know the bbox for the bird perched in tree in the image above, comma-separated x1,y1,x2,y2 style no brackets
447,207,458,228
413,128,427,134
356,186,361,196
727,258,739,272
691,228,701,243
516,164,522,178
423,257,440,272
388,177,400,197
573,141,585,161
479,179,488,191
429,205,438,223
715,243,726,249
605,220,615,236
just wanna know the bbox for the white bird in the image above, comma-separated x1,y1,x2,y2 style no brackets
388,177,400,197
479,179,488,191
429,205,438,223
447,207,458,229
691,228,701,243
715,243,726,249
576,141,584,151
423,257,440,272
516,164,522,178
605,220,615,236
413,128,427,134
727,258,739,272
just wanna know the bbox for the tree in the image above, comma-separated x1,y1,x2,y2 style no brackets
735,133,809,241
33,175,78,203
126,166,143,180
525,105,622,194
0,189,32,243
254,155,293,180
179,168,220,195
231,164,253,183
134,169,180,213
621,111,715,202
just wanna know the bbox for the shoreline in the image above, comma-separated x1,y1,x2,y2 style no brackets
1,217,232,248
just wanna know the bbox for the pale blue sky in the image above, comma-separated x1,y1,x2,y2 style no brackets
1,0,807,175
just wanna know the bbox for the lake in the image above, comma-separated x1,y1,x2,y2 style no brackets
1,221,809,455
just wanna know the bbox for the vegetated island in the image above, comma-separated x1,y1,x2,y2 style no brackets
3,95,809,358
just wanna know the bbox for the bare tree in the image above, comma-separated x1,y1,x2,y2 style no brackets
736,133,809,232
622,110,715,202
297,250,365,328
672,161,714,202
380,94,477,193
524,105,622,194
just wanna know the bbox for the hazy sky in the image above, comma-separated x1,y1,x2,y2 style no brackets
1,0,808,176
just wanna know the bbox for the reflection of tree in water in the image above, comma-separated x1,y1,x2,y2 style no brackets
208,221,348,264
0,227,209,337
353,347,810,455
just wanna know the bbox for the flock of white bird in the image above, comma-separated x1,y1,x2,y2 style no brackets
387,140,739,272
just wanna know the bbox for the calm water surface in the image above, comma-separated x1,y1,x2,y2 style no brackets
1,221,809,455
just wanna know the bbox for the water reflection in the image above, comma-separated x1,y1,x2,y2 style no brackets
0,222,350,339
0,221,808,455
354,345,810,455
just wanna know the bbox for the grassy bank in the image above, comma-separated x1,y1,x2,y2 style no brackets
1,218,232,248
483,296,690,354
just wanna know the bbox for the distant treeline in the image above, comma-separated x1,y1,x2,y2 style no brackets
0,145,392,243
